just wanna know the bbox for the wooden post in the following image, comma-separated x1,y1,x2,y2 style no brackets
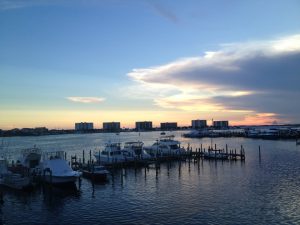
89,150,92,165
240,145,243,158
98,150,101,165
0,191,3,204
82,150,85,165
50,169,52,184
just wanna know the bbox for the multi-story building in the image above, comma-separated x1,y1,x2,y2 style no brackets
103,122,121,132
213,121,229,128
135,121,153,131
160,122,177,130
191,120,207,129
75,122,94,131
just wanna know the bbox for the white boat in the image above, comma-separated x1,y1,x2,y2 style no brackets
145,135,186,157
39,151,81,184
94,142,134,165
19,146,42,169
0,157,30,190
123,141,152,160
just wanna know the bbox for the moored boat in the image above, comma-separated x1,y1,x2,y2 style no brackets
123,141,152,160
94,142,135,165
145,135,186,157
82,165,109,182
39,151,81,185
10,146,42,176
19,146,42,169
0,157,30,190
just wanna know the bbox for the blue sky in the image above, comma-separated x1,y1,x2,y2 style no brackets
0,0,300,129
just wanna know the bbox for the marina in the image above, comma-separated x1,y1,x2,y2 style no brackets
0,131,300,224
2,0,299,224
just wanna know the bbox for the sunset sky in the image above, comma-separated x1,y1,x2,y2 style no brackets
1,0,300,129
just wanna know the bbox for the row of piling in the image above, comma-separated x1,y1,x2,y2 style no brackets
70,144,247,171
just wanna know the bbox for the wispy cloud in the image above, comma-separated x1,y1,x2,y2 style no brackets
0,0,61,10
147,0,179,24
66,97,106,103
127,34,300,124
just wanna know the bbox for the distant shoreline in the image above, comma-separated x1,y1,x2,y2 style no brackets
1,125,300,140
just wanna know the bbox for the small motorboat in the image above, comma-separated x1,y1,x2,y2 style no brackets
82,165,109,182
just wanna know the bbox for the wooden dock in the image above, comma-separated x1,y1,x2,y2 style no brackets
188,144,246,161
70,144,245,170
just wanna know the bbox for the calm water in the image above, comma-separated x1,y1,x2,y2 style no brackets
1,131,300,225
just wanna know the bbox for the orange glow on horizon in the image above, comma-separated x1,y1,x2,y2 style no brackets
0,109,285,130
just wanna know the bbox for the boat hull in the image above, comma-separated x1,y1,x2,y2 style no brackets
82,171,108,182
0,176,30,190
43,175,78,184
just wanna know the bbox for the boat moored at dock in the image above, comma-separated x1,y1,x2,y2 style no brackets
0,157,31,190
123,141,152,160
145,135,186,157
82,165,109,182
19,146,42,169
39,151,81,185
94,142,135,165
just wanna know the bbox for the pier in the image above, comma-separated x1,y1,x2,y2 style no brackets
69,144,246,171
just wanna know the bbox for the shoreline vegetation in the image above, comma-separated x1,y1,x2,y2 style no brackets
0,125,300,140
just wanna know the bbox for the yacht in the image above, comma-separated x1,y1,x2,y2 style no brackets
123,141,152,160
94,142,134,165
39,151,81,184
0,157,30,190
145,135,186,157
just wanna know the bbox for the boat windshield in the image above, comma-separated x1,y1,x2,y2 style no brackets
124,142,143,148
105,143,121,149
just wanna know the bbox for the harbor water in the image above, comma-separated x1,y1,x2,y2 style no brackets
1,131,300,224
